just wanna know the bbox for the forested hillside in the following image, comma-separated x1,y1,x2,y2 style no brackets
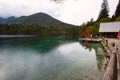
0,13,80,36
0,24,80,36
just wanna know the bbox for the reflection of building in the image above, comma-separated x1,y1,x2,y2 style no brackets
99,22,120,38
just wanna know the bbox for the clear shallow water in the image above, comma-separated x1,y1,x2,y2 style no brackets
0,37,105,80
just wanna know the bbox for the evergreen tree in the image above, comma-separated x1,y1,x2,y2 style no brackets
97,0,109,21
114,0,120,20
89,18,94,26
111,14,115,21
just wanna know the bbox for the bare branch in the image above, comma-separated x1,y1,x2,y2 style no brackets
51,0,64,3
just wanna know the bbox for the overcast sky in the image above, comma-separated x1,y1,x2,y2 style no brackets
0,0,119,25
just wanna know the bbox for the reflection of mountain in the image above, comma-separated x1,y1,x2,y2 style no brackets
0,37,76,53
79,42,105,71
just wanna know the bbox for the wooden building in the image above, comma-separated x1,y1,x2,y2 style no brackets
99,22,120,38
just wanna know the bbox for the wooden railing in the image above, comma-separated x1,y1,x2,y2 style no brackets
102,53,117,80
116,47,120,80
101,40,118,80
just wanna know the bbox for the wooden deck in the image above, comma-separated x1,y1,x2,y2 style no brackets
79,38,101,43
101,38,120,80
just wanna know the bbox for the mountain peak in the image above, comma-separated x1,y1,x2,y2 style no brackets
32,12,50,16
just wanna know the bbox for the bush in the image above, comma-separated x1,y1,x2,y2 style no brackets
116,16,120,21
99,18,111,23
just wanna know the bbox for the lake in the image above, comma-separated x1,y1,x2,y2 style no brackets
0,37,105,80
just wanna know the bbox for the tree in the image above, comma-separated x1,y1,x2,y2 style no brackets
113,0,120,20
97,0,109,21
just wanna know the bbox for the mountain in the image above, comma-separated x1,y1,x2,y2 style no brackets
0,17,3,22
0,13,73,27
0,16,16,23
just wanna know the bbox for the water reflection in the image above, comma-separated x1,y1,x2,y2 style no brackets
79,42,105,71
0,37,105,80
0,37,76,53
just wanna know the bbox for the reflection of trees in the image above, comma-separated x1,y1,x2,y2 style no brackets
0,37,59,53
0,37,76,53
79,42,99,53
79,42,105,71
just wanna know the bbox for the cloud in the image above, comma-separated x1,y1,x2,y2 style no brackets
0,0,119,25
109,0,119,17
57,0,102,25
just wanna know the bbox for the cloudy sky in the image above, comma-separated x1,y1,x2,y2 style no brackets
0,0,119,25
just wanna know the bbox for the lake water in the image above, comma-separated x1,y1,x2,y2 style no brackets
0,37,105,80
